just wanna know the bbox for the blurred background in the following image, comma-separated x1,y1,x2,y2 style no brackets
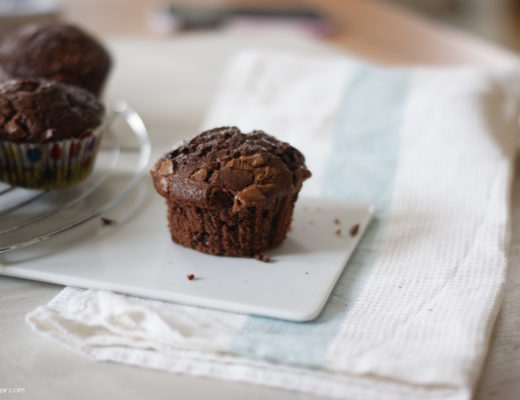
392,0,520,51
1,0,519,52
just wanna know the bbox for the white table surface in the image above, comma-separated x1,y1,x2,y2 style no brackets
1,33,519,400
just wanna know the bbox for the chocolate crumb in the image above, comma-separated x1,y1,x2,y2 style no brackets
349,223,360,237
334,218,340,225
101,217,116,226
187,274,195,281
335,228,342,236
254,253,271,263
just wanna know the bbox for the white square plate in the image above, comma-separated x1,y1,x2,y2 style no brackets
0,184,372,321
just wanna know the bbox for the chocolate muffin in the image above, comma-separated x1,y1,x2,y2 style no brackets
0,79,106,189
0,79,104,143
0,23,111,96
151,127,311,257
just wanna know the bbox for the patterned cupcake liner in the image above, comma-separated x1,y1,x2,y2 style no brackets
0,123,106,190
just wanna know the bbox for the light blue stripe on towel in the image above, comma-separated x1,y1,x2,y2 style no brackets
230,62,410,368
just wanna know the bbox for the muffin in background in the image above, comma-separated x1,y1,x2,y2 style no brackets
0,23,111,96
151,127,311,257
0,78,106,189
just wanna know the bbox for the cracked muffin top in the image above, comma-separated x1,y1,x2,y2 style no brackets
0,23,111,96
151,127,311,211
0,78,104,143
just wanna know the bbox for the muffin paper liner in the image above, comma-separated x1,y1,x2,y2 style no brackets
0,125,104,190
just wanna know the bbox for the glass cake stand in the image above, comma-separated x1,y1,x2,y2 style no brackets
0,102,151,254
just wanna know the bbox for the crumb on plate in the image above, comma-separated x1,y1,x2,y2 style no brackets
254,253,271,263
101,217,116,226
349,223,360,237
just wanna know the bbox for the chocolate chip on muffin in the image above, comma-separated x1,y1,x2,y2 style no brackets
0,78,104,143
0,23,111,96
151,127,311,257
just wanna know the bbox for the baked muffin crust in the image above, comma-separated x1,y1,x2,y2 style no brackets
151,127,311,212
0,23,111,96
0,78,104,143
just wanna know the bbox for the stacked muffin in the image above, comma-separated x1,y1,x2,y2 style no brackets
0,23,111,96
0,23,111,189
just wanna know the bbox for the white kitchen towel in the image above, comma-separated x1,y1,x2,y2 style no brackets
26,52,520,400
